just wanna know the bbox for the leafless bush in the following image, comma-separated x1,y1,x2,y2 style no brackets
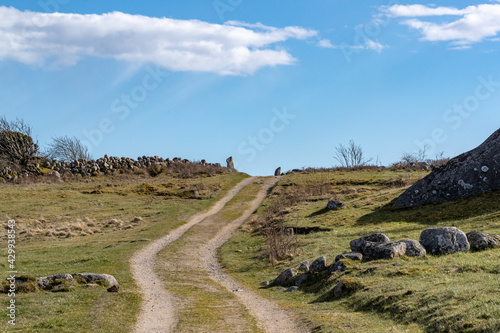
261,211,299,265
334,140,372,169
45,136,92,162
0,116,38,166
391,145,449,170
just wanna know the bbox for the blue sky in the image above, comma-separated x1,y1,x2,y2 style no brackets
1,0,500,175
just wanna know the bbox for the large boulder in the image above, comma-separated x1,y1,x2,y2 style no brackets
393,129,500,207
350,233,390,252
362,241,407,261
419,227,470,255
466,231,500,251
398,239,426,257
274,167,281,176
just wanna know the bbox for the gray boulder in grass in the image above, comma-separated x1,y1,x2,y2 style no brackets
466,231,500,251
350,233,390,252
398,239,426,257
73,273,119,287
334,252,363,262
273,268,297,287
419,227,470,255
309,257,327,273
298,261,310,272
37,273,74,290
362,241,407,261
326,200,345,210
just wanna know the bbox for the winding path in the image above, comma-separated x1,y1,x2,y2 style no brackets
131,176,305,333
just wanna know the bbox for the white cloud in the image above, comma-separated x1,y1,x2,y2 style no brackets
384,4,500,47
365,40,386,53
0,6,317,75
317,39,338,49
317,38,386,53
385,5,468,17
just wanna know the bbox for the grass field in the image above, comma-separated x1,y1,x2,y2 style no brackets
2,168,499,332
0,172,247,332
220,169,500,332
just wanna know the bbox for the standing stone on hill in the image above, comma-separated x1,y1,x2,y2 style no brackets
362,241,407,260
419,227,470,255
466,231,500,251
350,233,390,252
393,128,500,207
274,167,281,176
398,239,426,257
226,156,234,170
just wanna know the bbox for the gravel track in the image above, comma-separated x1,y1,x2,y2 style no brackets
131,176,306,333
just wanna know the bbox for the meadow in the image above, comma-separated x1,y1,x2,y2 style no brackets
0,172,247,332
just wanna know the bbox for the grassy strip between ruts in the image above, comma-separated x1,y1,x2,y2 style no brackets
0,172,248,332
155,180,265,333
220,169,500,333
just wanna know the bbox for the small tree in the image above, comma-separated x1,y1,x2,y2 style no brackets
0,116,39,166
46,135,92,162
334,139,372,168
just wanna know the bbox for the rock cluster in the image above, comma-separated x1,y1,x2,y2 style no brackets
393,128,500,207
270,228,499,292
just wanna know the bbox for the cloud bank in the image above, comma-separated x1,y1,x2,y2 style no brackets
384,4,500,47
0,6,317,75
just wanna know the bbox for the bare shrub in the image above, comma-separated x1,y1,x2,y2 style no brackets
0,116,38,166
45,135,92,162
391,145,450,171
334,140,373,169
263,217,298,265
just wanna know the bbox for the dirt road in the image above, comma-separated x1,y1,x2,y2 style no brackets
131,176,306,332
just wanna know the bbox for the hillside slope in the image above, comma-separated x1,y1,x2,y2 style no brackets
221,169,500,332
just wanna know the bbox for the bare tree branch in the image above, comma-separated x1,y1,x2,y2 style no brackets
46,135,92,162
334,139,372,168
